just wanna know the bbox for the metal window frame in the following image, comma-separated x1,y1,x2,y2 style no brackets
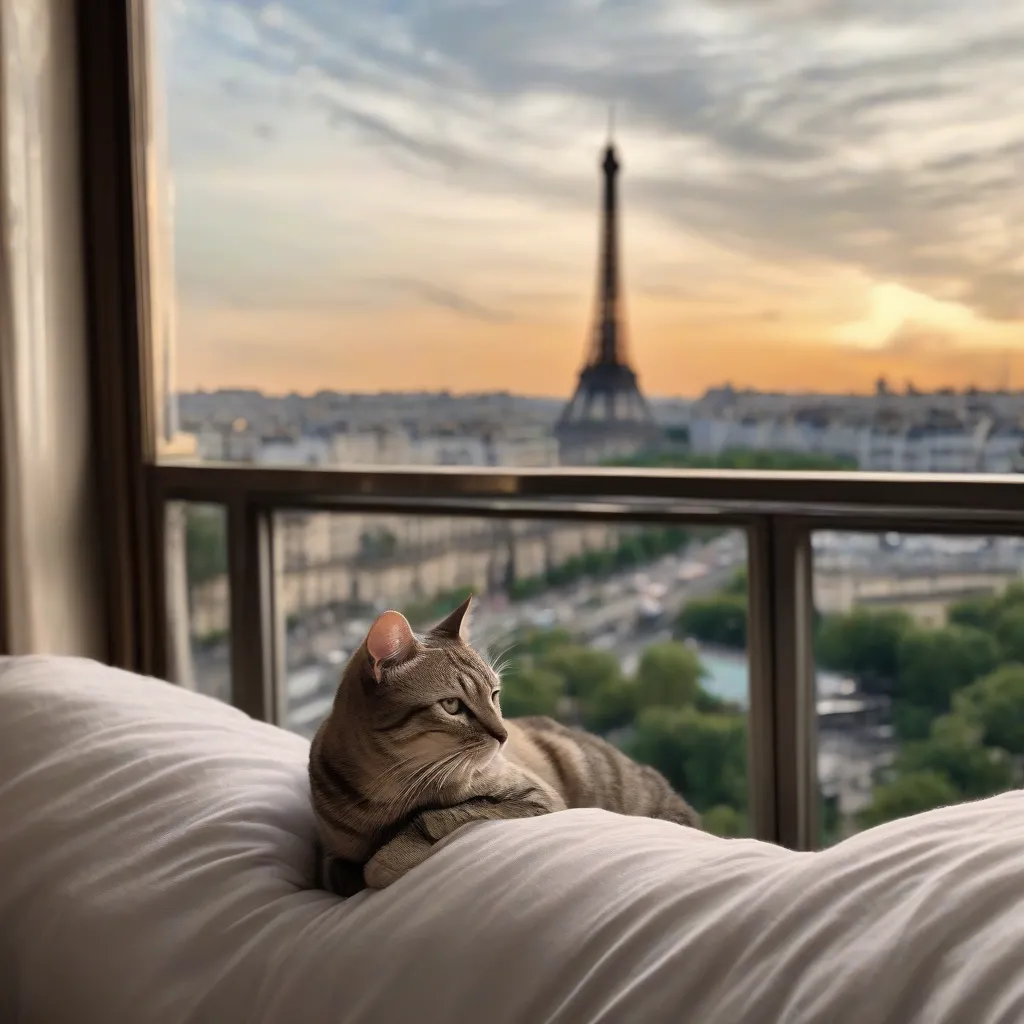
150,465,1024,851
78,0,1024,853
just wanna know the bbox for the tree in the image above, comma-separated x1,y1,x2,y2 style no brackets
358,527,397,561
954,664,1024,755
891,701,937,744
613,535,648,569
999,581,1024,610
994,605,1024,665
676,595,747,650
499,667,565,719
896,714,1014,799
541,646,623,702
694,689,740,715
815,608,913,689
723,568,747,596
948,594,1001,633
893,624,999,738
701,804,747,838
514,627,574,658
857,771,960,830
628,706,747,814
633,642,704,710
185,506,226,586
948,583,1024,638
578,675,638,734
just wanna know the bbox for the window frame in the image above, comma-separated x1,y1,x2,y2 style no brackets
80,0,1024,852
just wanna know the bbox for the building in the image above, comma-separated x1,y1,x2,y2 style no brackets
688,384,1024,472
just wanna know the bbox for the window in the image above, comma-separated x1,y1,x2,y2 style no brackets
148,1,1024,476
813,531,1024,845
60,0,1024,860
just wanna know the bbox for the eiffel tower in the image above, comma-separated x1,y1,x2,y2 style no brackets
555,122,661,464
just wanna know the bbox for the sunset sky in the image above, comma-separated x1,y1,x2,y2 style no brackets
157,0,1024,398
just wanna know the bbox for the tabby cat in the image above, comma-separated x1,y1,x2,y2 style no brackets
309,596,700,893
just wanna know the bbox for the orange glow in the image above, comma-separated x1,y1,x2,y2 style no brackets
177,288,1023,398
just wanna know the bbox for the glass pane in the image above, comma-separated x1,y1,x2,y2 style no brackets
147,5,1022,472
164,502,231,703
277,512,751,836
813,531,1024,846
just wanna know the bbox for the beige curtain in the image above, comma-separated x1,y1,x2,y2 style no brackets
0,0,105,657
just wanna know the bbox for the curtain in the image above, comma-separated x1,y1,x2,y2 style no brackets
0,0,105,657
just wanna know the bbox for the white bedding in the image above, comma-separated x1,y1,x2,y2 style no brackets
0,655,1023,1024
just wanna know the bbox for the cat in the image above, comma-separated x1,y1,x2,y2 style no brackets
309,595,700,893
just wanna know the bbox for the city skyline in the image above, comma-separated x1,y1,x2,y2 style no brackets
159,0,1024,399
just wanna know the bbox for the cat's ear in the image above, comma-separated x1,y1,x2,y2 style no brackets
365,610,418,682
430,595,473,641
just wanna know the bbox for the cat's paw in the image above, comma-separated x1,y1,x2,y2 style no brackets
364,834,433,889
363,850,405,890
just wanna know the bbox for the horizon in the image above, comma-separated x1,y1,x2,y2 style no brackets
176,378,1023,403
157,1,1024,399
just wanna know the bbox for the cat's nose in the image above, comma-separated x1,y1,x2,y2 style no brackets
489,724,508,745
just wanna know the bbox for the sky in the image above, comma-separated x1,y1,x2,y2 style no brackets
157,0,1024,398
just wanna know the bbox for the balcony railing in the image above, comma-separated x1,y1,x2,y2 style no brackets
149,462,1024,855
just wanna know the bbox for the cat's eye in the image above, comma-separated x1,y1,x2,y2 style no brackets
440,697,464,715
491,689,500,703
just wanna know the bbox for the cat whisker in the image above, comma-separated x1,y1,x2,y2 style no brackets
485,640,517,676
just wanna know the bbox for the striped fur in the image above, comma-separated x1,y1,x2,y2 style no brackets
309,598,699,892
505,716,700,826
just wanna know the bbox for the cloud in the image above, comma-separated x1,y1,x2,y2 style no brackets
373,277,514,323
874,322,960,357
963,272,1024,322
158,0,1024,338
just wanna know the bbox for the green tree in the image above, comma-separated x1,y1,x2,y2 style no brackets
815,608,913,688
819,793,841,847
702,804,747,838
893,624,999,739
508,576,546,600
580,549,615,576
994,605,1024,664
358,528,397,561
185,505,226,586
578,675,638,734
723,568,747,596
676,595,747,649
857,771,960,830
891,701,937,744
516,627,574,657
896,714,1014,799
948,593,1001,633
499,667,565,719
694,689,740,714
954,664,1024,755
541,646,623,702
628,706,747,814
633,642,704,709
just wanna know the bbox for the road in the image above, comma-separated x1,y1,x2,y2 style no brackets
189,533,747,731
275,533,746,737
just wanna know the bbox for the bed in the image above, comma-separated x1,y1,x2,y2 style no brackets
0,655,1021,1023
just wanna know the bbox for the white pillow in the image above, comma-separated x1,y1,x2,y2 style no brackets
1,655,1023,1024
